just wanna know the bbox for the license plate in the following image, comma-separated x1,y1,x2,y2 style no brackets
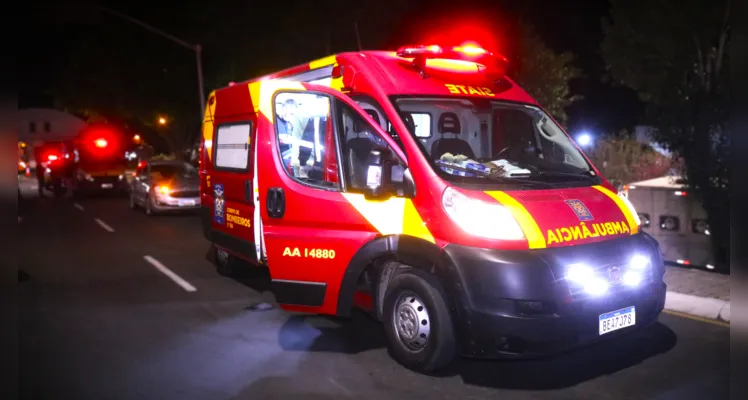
599,306,636,335
101,183,114,189
178,200,195,206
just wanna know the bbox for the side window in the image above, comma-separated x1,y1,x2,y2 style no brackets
338,102,406,192
691,219,709,235
214,122,252,171
410,112,432,138
274,92,340,189
659,215,680,232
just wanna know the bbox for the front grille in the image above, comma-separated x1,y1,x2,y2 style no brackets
170,189,199,198
565,257,654,301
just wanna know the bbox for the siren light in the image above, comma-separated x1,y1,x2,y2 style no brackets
396,43,508,78
94,138,108,148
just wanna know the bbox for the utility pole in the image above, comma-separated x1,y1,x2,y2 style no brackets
100,7,206,118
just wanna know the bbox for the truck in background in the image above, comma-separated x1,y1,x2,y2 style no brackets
623,176,714,269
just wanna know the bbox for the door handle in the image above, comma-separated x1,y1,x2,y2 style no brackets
266,187,285,218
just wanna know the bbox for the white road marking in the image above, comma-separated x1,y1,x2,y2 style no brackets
74,202,84,211
94,218,115,232
143,255,197,292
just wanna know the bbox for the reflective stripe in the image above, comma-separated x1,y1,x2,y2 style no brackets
309,55,337,70
485,191,546,249
341,194,435,243
593,185,639,234
402,199,435,243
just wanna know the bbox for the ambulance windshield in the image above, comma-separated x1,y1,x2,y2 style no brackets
393,97,597,186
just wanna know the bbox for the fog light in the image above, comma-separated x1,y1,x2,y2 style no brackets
585,277,609,295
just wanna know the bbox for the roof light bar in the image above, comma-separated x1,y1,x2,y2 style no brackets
396,44,509,78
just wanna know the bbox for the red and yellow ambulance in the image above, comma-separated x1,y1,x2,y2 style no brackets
199,44,666,372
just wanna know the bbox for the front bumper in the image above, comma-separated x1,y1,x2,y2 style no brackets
152,194,201,211
436,233,666,358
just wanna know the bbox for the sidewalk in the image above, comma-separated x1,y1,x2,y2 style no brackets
664,265,730,322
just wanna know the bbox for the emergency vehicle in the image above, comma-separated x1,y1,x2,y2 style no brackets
199,44,666,372
624,176,715,268
72,123,129,196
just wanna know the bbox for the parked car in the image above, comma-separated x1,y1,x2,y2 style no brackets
129,159,200,215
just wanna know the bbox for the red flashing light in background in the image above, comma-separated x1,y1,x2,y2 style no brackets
47,154,59,161
94,138,108,148
454,44,487,55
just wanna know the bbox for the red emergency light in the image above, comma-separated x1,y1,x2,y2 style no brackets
47,154,59,161
396,43,508,78
94,138,108,148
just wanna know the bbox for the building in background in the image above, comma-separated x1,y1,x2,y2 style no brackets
18,108,87,167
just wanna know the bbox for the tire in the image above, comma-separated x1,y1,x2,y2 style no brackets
214,246,240,277
145,193,157,215
53,181,65,198
382,268,457,372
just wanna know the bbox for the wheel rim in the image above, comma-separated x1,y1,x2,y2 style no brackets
392,292,431,351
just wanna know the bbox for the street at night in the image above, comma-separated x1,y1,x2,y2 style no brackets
19,1,733,398
18,187,728,400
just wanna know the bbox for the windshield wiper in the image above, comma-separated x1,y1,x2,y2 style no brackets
436,163,555,189
534,170,600,184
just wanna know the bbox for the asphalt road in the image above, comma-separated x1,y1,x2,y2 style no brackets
17,188,730,400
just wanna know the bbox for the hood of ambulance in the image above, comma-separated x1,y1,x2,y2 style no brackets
474,185,637,249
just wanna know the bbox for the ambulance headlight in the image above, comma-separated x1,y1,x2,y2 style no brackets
442,187,525,240
618,192,641,226
566,263,608,295
629,254,650,270
566,264,595,284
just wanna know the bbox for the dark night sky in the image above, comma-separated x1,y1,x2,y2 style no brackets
23,0,644,136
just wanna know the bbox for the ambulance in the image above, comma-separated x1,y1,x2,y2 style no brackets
199,44,666,372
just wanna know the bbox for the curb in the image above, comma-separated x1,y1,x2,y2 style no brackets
664,291,730,323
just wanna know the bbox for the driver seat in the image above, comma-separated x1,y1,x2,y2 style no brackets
430,112,475,159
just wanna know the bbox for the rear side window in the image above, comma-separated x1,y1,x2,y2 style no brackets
659,215,680,232
214,122,252,170
410,112,432,138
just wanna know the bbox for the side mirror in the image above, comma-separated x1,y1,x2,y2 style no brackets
362,147,414,200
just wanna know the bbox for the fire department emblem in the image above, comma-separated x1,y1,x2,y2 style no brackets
213,183,225,224
565,199,594,221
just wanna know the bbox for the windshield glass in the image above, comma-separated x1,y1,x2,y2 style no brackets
150,163,197,180
392,97,596,187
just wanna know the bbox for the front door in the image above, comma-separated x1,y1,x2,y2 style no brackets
254,81,413,315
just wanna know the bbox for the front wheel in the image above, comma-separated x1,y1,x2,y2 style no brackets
382,268,457,373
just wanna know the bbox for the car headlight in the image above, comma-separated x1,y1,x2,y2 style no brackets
441,187,525,240
618,192,641,226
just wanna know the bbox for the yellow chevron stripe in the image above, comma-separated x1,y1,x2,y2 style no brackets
593,185,639,234
341,194,435,243
485,191,546,249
